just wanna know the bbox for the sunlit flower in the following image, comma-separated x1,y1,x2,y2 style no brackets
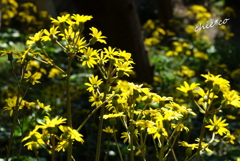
38,116,67,129
177,81,200,94
85,75,103,93
223,132,236,144
205,115,229,136
26,30,44,47
201,72,230,92
103,112,125,119
223,89,240,108
3,96,23,116
24,71,42,85
22,125,41,142
178,141,198,150
102,126,118,133
71,14,93,23
50,14,70,25
36,100,52,111
48,68,62,79
89,27,107,44
42,26,60,41
80,47,98,68
115,61,133,77
59,125,84,143
89,92,103,107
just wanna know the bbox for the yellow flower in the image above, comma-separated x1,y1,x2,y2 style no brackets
144,37,160,46
37,100,52,111
42,26,60,41
97,50,109,65
201,72,230,91
103,112,125,119
50,14,70,25
205,115,229,136
22,125,41,142
59,125,84,143
185,25,195,34
223,132,235,144
56,140,69,152
171,123,189,132
89,27,107,44
48,68,62,79
24,141,41,151
115,61,133,77
80,47,98,68
193,50,209,60
178,141,198,150
223,89,240,108
71,14,93,23
3,96,23,116
177,81,200,94
38,116,67,129
121,132,130,143
102,126,118,133
85,75,103,93
26,30,44,47
195,138,213,154
89,92,103,107
24,71,42,85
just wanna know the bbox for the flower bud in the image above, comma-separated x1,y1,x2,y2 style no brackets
109,118,116,125
89,37,97,45
36,41,44,48
185,147,192,156
117,70,124,77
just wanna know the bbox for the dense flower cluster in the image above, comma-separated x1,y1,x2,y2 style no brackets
1,11,240,161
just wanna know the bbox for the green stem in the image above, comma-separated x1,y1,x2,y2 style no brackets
159,137,165,161
66,55,73,161
5,64,27,161
95,98,105,161
195,118,206,161
51,135,56,161
77,95,114,131
113,134,124,161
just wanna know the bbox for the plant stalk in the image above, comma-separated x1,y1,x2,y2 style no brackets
66,55,73,161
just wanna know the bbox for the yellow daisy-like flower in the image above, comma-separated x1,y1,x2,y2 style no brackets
3,96,23,116
24,71,42,85
115,61,133,77
103,112,125,119
178,141,198,150
102,126,118,133
59,125,84,143
42,26,60,41
223,132,236,144
26,30,44,47
201,72,230,92
89,92,103,107
223,89,240,108
71,14,93,23
177,81,200,94
38,116,67,129
80,47,98,68
85,75,103,93
205,115,229,136
50,14,70,25
22,125,41,142
36,100,52,111
89,27,107,44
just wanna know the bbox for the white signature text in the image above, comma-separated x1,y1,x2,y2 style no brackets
195,18,230,32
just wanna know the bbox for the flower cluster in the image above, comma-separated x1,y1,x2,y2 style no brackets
22,116,84,152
